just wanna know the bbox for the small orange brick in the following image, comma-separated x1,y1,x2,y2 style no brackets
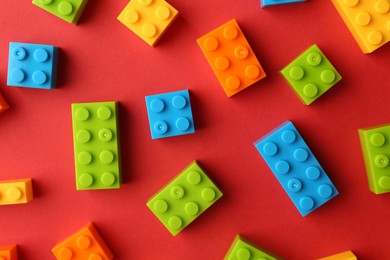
0,245,18,260
0,179,33,206
0,92,9,114
197,19,266,97
52,223,113,260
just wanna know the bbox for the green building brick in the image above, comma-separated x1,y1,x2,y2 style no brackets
71,101,121,190
32,0,88,25
359,123,390,195
224,235,281,260
280,44,341,105
146,161,222,236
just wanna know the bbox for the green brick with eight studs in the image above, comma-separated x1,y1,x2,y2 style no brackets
146,161,223,236
72,101,121,190
280,44,341,105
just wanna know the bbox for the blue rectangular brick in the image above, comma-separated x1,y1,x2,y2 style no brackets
261,0,306,8
145,89,195,139
7,42,59,89
254,121,338,216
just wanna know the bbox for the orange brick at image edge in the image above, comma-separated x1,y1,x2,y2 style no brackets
52,223,113,260
317,250,357,260
197,19,266,97
0,92,9,113
0,179,33,205
0,245,18,260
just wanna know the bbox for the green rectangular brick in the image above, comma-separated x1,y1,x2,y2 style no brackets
146,161,222,236
32,0,88,25
72,101,121,190
280,44,341,105
359,123,390,195
224,235,281,260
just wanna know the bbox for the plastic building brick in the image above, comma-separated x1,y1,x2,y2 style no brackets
145,89,195,139
7,42,59,90
32,0,88,25
359,123,390,194
197,19,266,97
71,102,121,190
0,92,9,114
224,235,280,260
280,44,342,105
332,0,390,54
117,0,178,47
146,161,223,236
254,121,339,216
317,250,357,260
52,222,113,260
0,245,18,260
261,0,306,8
0,179,33,206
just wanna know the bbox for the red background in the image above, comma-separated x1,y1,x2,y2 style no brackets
1,0,390,259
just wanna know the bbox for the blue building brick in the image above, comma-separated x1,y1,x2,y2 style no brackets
7,42,59,89
145,89,195,139
261,0,306,8
254,121,338,216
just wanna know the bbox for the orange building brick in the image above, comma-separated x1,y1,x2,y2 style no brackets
332,0,390,53
52,223,113,260
0,179,33,206
0,245,18,260
197,19,266,97
0,92,9,114
317,250,357,260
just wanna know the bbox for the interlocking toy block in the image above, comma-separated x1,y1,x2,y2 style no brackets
0,245,18,260
317,250,357,260
0,93,9,114
280,44,342,105
145,89,195,139
7,42,59,90
52,223,113,260
197,19,266,97
32,0,88,25
146,161,223,236
359,123,390,194
254,121,339,216
0,179,33,206
224,235,280,260
332,0,390,54
261,0,306,8
117,0,178,47
71,102,121,190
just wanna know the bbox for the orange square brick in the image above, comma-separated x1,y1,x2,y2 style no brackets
0,92,9,114
52,223,113,260
0,245,18,260
0,179,33,206
197,19,266,97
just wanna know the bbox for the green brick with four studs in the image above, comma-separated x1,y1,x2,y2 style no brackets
224,235,281,260
280,44,341,105
32,0,89,25
359,123,390,195
146,161,223,236
71,101,121,190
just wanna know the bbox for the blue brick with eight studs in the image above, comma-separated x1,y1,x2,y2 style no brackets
254,121,338,216
145,89,195,139
7,42,59,89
